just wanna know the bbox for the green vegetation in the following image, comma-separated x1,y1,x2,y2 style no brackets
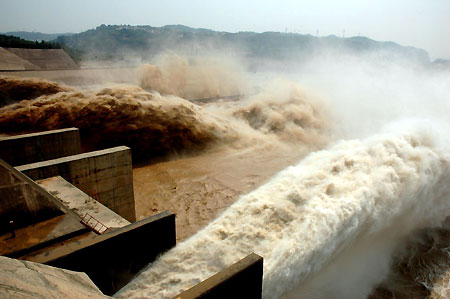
4,25,432,66
54,24,430,65
3,31,73,42
0,34,61,49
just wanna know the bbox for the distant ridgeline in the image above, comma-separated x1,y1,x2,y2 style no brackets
3,31,73,42
0,34,61,49
54,24,434,67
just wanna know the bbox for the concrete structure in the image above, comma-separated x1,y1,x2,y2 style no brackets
0,128,81,166
17,146,136,222
0,129,184,297
37,176,130,231
0,256,108,298
24,211,176,296
0,158,75,235
174,253,263,299
5,48,78,70
0,47,39,71
1,214,89,259
1,127,266,298
1,156,175,297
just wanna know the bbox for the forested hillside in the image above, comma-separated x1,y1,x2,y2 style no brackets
54,24,430,66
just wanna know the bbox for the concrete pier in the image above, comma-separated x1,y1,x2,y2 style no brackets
0,214,88,259
0,159,75,234
37,176,130,230
0,126,266,298
24,211,176,296
0,128,81,166
17,146,136,222
174,253,263,299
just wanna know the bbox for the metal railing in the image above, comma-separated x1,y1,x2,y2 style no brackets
81,212,110,234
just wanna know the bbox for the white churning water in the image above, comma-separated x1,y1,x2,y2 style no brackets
117,120,450,299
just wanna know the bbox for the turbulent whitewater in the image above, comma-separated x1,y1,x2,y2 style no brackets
0,79,326,160
2,51,450,298
0,75,71,107
116,122,450,298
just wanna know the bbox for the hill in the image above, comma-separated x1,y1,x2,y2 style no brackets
54,24,431,67
0,34,61,49
3,31,73,42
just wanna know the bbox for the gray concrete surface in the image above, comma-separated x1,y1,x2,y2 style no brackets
17,146,136,222
25,211,176,296
0,159,74,234
0,255,109,298
38,176,130,231
0,214,88,258
5,48,78,70
0,47,40,71
0,128,81,166
173,253,263,299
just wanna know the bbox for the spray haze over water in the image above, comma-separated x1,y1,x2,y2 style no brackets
1,46,450,298
115,49,450,298
138,52,247,100
0,56,328,159
118,121,450,299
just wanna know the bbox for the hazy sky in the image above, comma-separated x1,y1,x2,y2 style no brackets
1,0,449,59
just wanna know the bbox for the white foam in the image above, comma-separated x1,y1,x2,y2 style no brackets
117,121,450,298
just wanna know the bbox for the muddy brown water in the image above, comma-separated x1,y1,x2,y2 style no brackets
2,69,449,297
133,145,307,241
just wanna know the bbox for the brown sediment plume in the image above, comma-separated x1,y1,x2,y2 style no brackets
0,78,328,161
130,82,330,240
0,75,71,107
137,53,247,100
0,85,233,160
231,84,327,145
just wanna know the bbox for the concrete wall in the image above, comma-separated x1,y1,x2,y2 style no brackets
0,128,81,166
37,176,130,230
0,47,40,71
0,256,108,299
0,159,66,234
25,211,176,296
2,214,89,259
16,146,136,222
174,253,263,299
5,48,78,70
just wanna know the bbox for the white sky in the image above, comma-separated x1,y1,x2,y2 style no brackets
0,0,449,59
